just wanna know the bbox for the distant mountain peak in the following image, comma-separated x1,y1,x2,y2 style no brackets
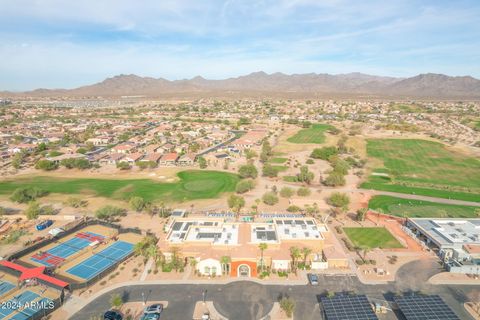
2,71,479,98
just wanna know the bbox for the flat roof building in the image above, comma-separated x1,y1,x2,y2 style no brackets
406,218,480,275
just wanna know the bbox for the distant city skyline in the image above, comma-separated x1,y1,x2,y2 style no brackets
1,0,479,91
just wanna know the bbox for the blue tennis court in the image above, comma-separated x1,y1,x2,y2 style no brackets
31,232,104,267
9,298,53,320
66,241,134,280
0,290,39,319
0,280,15,296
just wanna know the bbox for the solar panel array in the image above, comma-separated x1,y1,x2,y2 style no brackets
256,230,277,241
321,295,378,320
394,295,460,320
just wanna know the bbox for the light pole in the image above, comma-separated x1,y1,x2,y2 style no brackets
202,289,207,304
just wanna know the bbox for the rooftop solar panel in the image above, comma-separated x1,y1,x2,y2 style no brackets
394,295,460,320
172,222,183,231
321,295,378,320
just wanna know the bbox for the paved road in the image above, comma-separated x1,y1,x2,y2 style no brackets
71,260,477,320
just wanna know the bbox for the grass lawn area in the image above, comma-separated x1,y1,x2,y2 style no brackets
0,170,239,203
283,175,298,182
361,139,480,202
368,195,480,218
271,165,288,173
269,157,288,164
344,227,403,249
286,124,333,144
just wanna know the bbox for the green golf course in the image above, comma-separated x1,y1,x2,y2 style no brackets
0,170,240,203
361,139,480,202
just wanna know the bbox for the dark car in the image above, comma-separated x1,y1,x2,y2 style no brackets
307,273,319,285
104,310,123,320
139,313,161,320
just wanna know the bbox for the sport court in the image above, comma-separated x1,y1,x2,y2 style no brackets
31,232,105,267
0,289,54,320
66,241,134,280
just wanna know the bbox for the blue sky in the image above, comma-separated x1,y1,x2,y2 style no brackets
1,0,479,90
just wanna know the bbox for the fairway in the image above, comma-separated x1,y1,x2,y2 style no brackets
287,124,333,144
368,195,479,218
344,227,403,249
361,139,480,202
0,170,239,203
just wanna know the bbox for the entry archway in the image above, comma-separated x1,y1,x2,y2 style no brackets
238,264,251,277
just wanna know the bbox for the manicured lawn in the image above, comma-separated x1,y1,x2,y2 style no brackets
269,157,288,164
368,195,479,218
287,124,334,144
0,170,239,203
361,139,480,202
343,227,403,249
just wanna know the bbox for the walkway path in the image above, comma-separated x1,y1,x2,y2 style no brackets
140,257,153,281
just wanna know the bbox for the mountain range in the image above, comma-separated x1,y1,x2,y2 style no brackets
4,72,480,99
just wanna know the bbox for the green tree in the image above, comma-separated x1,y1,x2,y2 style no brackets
310,146,338,160
262,192,279,206
244,149,257,160
332,159,350,175
262,164,278,178
258,243,268,273
279,297,295,318
116,162,131,170
12,153,25,169
235,179,256,194
129,196,147,212
323,172,346,187
220,255,231,275
238,164,258,179
297,166,314,184
65,197,88,208
289,246,301,273
35,159,58,171
110,293,123,308
297,187,311,197
95,205,126,221
198,156,207,169
301,247,312,268
25,201,41,220
327,192,350,212
279,187,294,198
227,194,245,217
10,187,48,203
356,208,367,221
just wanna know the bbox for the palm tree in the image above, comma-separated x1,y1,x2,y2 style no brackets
189,258,198,275
220,256,231,275
361,246,370,262
301,247,312,269
170,246,183,272
289,246,301,274
258,243,268,272
146,245,163,271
